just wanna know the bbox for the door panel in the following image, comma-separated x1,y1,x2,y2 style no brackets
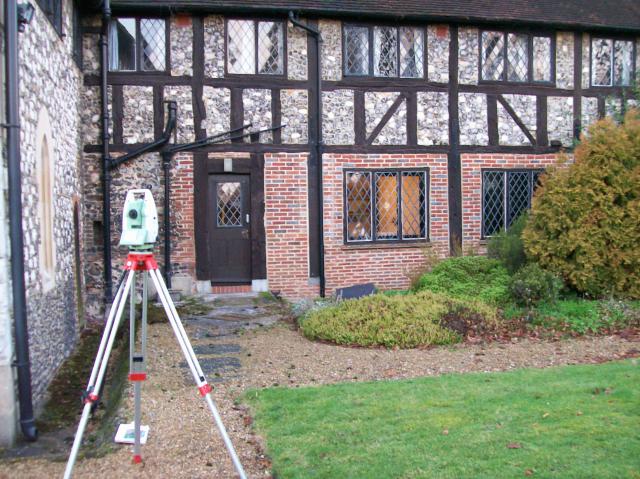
208,174,251,283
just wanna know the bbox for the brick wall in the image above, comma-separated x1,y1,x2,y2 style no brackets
171,153,196,277
461,153,561,252
323,154,450,294
264,153,319,299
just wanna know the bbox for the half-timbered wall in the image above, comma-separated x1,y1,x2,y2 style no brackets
79,11,640,307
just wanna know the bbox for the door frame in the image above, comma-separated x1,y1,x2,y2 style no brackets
194,152,266,282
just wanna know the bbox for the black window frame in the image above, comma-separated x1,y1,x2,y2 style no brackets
478,29,556,86
589,35,637,88
108,16,170,74
71,1,82,68
36,0,63,37
343,168,430,245
224,18,288,78
481,168,543,239
342,23,427,79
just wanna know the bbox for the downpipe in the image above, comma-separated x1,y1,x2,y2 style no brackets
5,0,37,441
101,0,112,302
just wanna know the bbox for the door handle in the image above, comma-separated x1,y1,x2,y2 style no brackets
245,213,250,223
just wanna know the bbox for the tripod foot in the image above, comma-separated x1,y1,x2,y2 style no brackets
133,455,143,464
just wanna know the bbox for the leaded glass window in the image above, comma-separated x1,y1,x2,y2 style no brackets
217,182,243,227
482,170,543,237
591,38,635,87
227,19,285,75
344,24,424,78
373,27,398,77
481,31,553,84
109,17,167,72
345,170,428,243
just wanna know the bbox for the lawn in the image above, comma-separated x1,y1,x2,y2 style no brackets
247,361,640,478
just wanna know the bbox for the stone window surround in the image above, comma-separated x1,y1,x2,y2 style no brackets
344,168,430,245
589,35,637,87
35,108,57,293
109,16,170,73
481,168,543,239
342,23,427,78
224,18,288,77
478,29,556,85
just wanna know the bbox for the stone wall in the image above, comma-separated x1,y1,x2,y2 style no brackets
16,0,84,407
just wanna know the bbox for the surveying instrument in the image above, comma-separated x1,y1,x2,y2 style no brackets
63,189,247,479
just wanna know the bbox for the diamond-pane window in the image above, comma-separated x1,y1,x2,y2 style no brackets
373,26,398,77
483,170,542,237
140,19,166,71
613,40,634,86
507,33,529,82
532,36,551,82
345,170,428,244
217,182,242,227
507,172,530,226
482,31,505,81
258,22,284,75
346,172,372,241
402,172,426,239
399,27,424,78
375,172,398,239
227,20,256,74
345,25,369,75
592,38,613,86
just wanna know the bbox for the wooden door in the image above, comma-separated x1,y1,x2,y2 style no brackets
208,174,252,283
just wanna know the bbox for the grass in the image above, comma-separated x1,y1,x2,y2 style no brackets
247,361,640,479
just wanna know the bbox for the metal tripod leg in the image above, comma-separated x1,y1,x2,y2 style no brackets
148,268,248,479
131,270,148,463
63,269,136,479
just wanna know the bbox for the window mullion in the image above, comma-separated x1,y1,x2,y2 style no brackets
369,27,374,76
396,27,401,77
503,31,508,82
255,21,259,75
503,172,509,230
370,172,376,241
136,18,141,72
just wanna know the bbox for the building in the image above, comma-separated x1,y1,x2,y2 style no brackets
0,0,639,445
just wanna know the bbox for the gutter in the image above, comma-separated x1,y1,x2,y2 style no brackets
288,12,325,298
5,0,37,441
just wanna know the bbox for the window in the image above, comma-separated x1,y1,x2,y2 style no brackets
226,19,285,75
109,18,167,72
480,31,553,83
344,24,424,78
482,170,542,237
591,38,635,86
37,0,63,35
345,170,428,243
72,1,82,67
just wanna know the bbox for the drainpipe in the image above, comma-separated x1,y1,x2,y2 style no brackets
5,0,37,441
288,12,325,297
100,0,112,302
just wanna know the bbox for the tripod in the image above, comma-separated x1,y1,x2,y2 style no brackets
63,251,247,479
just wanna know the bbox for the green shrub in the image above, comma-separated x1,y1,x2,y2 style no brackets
487,213,528,273
509,263,563,307
298,291,498,349
523,110,640,299
412,256,510,305
533,300,601,334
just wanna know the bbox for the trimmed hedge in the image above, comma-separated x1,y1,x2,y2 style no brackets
523,110,640,299
412,256,511,305
298,291,498,349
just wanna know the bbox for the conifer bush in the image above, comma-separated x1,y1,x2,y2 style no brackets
523,110,640,298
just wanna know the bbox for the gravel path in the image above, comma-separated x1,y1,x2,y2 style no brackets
1,295,638,479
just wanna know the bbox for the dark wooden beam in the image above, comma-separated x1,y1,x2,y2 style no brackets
448,25,462,254
112,85,124,144
573,31,583,140
271,88,281,144
487,94,499,146
536,95,548,146
406,90,418,146
354,90,366,145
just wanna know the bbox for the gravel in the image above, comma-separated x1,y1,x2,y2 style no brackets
1,297,638,479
